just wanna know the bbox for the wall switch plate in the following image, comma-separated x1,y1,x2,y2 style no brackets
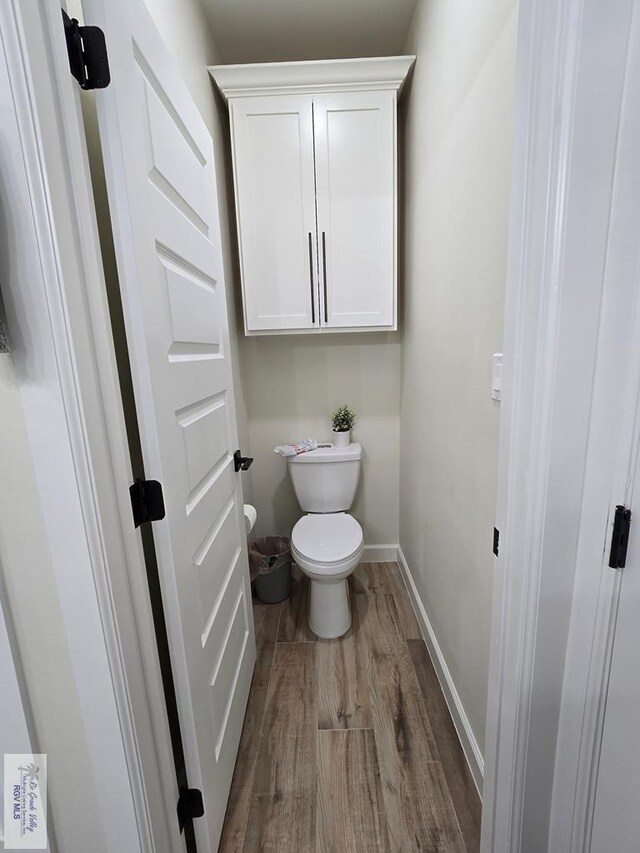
491,352,503,402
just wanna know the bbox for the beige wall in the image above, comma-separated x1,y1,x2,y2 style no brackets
400,0,518,752
242,333,401,542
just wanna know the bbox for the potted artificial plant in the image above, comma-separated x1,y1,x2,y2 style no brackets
331,404,356,447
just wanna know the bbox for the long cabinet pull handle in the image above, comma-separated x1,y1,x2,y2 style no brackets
308,232,315,324
321,231,328,324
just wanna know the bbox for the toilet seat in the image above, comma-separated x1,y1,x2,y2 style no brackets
292,512,363,638
292,512,363,576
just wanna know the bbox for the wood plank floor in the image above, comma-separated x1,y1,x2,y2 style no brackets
219,562,481,852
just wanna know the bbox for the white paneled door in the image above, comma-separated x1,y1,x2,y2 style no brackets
231,95,318,331
84,0,255,849
314,91,396,328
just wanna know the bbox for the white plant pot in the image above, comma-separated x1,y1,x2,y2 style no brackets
333,429,350,447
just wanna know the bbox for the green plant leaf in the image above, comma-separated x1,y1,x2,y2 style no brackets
331,404,356,432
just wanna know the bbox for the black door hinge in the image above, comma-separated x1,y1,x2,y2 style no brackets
130,479,166,528
177,787,204,834
62,9,111,90
609,505,631,569
493,527,499,557
234,449,254,472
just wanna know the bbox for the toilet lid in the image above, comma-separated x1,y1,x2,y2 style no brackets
292,513,363,564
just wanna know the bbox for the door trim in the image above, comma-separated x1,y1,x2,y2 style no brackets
549,3,640,846
1,1,180,849
482,0,585,837
482,0,639,849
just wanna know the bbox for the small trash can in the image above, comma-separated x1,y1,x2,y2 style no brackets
249,536,292,603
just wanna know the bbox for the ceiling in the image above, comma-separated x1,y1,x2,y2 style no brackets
200,0,419,64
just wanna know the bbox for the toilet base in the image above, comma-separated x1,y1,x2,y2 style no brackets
308,577,351,639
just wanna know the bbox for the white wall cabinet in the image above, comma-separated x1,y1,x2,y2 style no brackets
210,58,414,335
232,95,317,331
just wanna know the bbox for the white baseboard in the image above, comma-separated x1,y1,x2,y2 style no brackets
361,544,400,562
397,545,485,795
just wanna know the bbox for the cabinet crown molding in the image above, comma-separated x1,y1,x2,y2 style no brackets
209,56,416,102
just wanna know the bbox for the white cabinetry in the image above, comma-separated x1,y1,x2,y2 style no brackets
314,91,395,329
232,95,317,331
210,57,414,335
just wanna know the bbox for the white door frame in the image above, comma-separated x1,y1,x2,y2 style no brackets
549,3,640,847
0,1,180,850
482,0,638,850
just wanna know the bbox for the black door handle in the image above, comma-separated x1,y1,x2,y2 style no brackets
234,449,254,472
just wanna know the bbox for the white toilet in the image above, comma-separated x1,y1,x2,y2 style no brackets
289,443,364,638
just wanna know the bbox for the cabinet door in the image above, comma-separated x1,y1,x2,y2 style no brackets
231,95,318,332
314,91,396,329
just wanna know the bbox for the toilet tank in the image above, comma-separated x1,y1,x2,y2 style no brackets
288,443,362,512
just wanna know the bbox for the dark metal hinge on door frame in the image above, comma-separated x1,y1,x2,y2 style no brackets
62,9,111,90
177,787,205,834
609,504,631,569
129,478,166,528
